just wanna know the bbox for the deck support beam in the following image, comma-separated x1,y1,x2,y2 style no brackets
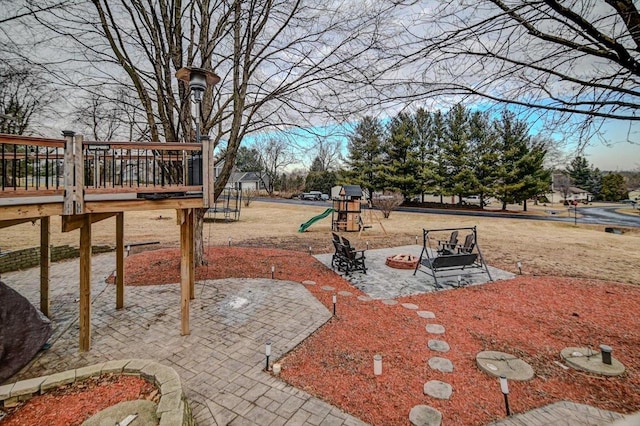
79,214,92,352
40,217,50,317
179,208,194,335
116,212,124,309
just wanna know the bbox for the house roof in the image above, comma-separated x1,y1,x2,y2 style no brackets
340,185,362,198
228,172,263,183
568,186,591,194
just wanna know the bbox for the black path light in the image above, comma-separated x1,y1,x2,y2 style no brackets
176,67,220,186
175,66,220,143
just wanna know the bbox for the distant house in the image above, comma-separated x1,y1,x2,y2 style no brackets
547,174,592,204
214,160,268,191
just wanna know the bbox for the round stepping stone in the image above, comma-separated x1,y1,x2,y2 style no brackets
321,285,335,291
560,347,625,376
302,280,316,286
401,303,419,310
382,299,398,305
357,295,372,302
82,400,158,425
409,405,442,426
426,324,445,334
423,380,452,400
476,350,535,381
338,291,352,297
428,357,454,373
427,339,450,353
417,311,435,319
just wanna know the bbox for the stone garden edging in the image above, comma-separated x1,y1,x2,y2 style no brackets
0,359,193,426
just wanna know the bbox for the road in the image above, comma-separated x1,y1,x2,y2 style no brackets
256,198,640,228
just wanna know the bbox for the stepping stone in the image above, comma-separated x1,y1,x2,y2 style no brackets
321,285,335,291
338,291,352,297
417,311,436,319
382,299,398,306
401,303,419,310
426,324,445,334
560,347,625,377
428,357,454,373
302,280,316,286
409,405,442,426
357,295,372,302
428,339,450,353
423,380,452,400
476,350,534,381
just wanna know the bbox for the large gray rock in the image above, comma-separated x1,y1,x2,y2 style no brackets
0,281,53,383
423,380,453,400
409,405,442,426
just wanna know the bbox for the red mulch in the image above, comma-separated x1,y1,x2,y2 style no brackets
1,375,156,426
103,247,640,424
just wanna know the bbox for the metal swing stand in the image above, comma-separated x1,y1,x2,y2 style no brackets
413,226,493,289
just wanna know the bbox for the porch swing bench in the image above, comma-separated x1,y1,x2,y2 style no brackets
413,226,492,289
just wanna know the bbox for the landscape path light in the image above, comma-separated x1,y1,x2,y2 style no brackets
265,341,271,371
500,375,511,416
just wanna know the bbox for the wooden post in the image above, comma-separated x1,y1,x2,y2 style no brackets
40,216,50,317
202,137,215,208
188,209,195,300
179,209,193,335
62,131,75,215
74,134,84,214
116,212,124,309
79,214,92,351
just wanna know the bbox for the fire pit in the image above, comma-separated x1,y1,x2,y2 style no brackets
385,254,419,270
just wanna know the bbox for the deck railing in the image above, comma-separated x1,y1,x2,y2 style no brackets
0,133,215,212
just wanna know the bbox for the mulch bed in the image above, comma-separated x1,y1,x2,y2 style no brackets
1,375,156,426
75,247,640,424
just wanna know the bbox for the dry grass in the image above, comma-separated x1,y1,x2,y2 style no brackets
1,201,639,284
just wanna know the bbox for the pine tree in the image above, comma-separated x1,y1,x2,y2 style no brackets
494,111,530,210
413,108,437,202
379,112,422,199
442,105,474,203
468,110,499,208
566,157,592,190
344,116,385,197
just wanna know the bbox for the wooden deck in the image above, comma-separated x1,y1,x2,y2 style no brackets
1,133,215,351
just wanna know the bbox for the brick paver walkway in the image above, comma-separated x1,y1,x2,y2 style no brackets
2,254,366,425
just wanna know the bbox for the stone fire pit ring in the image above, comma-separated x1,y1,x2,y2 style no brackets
385,254,419,269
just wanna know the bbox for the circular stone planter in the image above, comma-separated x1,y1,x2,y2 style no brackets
476,350,535,381
560,347,625,376
385,254,419,269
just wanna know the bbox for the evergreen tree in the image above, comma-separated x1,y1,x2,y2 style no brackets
344,116,385,197
379,112,422,199
468,110,499,208
305,155,337,193
566,156,592,189
413,108,436,202
442,105,474,203
600,173,628,201
235,146,263,172
494,111,531,210
589,168,603,201
516,141,552,211
431,111,448,203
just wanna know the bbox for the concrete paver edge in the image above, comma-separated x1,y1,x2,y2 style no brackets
0,359,193,426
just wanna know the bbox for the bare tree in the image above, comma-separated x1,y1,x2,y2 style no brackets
27,0,404,263
371,191,404,219
311,136,343,171
385,0,640,149
253,138,296,195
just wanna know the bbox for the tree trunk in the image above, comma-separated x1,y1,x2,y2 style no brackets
523,199,528,212
194,208,207,266
502,201,507,211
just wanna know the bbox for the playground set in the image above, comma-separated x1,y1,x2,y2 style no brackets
298,185,385,235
